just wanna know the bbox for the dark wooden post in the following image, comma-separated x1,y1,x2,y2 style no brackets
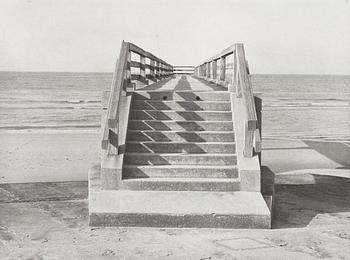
140,54,146,84
212,60,217,80
220,57,226,81
150,59,155,81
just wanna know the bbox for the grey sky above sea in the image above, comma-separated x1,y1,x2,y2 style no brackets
0,0,350,74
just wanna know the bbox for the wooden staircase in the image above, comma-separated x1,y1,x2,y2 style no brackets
122,88,239,191
88,42,272,229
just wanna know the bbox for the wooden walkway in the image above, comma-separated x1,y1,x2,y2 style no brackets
137,75,227,91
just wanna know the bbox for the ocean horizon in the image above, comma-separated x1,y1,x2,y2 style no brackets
1,71,349,141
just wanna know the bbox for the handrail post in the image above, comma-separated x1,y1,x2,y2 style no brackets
150,59,155,81
206,62,210,79
156,61,160,80
124,44,131,94
212,60,217,80
219,57,226,82
234,50,241,97
140,54,146,84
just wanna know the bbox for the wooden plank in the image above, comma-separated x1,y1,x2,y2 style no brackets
150,60,155,78
235,43,257,131
206,62,210,78
130,61,141,68
140,55,146,79
212,60,217,79
254,128,261,153
205,45,234,63
219,57,225,81
243,121,254,157
128,42,172,68
105,41,129,130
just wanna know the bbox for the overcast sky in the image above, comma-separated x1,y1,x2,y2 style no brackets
0,0,349,74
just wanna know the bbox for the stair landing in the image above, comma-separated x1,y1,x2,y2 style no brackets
89,166,271,228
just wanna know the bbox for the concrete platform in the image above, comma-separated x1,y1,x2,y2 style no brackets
89,166,271,228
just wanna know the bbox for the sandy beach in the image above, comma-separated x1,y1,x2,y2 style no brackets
0,132,350,259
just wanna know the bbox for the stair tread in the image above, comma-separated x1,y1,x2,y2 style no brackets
128,130,235,133
133,100,230,103
126,141,235,144
122,177,239,182
130,109,232,112
125,152,236,156
90,190,270,216
129,120,233,123
124,165,237,169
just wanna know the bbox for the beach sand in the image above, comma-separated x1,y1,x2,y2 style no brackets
0,131,100,184
1,132,350,259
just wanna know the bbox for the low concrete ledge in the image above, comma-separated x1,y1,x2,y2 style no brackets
89,165,271,229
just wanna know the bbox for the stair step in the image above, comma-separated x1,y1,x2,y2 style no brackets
128,120,233,131
131,100,231,111
120,177,240,191
132,91,230,101
89,166,271,228
124,153,237,165
127,130,235,142
90,190,270,228
125,142,236,153
123,165,238,178
130,110,232,121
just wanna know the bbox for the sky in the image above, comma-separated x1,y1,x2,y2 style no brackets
0,0,349,74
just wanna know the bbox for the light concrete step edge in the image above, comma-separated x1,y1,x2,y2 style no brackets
127,130,235,142
131,100,231,111
128,120,234,131
119,177,240,191
132,91,230,101
125,142,236,154
123,165,239,178
124,153,237,165
130,110,233,121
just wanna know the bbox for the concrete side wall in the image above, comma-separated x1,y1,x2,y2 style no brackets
100,94,133,190
231,94,261,191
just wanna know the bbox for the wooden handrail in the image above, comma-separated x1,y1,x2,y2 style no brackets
101,41,174,152
194,43,260,158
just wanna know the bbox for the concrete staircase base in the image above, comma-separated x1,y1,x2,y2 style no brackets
89,165,271,228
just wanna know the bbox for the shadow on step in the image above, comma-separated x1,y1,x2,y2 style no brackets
174,75,191,91
137,75,176,90
131,110,207,121
192,76,228,91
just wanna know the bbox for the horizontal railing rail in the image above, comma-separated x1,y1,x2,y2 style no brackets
173,66,195,74
194,44,235,87
102,41,174,153
194,43,260,158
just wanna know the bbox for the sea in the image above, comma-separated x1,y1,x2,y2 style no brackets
0,72,349,141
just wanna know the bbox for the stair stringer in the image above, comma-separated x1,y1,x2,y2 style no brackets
231,93,261,191
100,93,133,190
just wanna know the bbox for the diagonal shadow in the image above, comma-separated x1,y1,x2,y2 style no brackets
303,141,350,169
191,76,228,91
174,75,192,90
138,75,176,90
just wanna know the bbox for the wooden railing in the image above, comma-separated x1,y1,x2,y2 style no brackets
194,43,261,158
173,66,195,74
102,41,174,153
